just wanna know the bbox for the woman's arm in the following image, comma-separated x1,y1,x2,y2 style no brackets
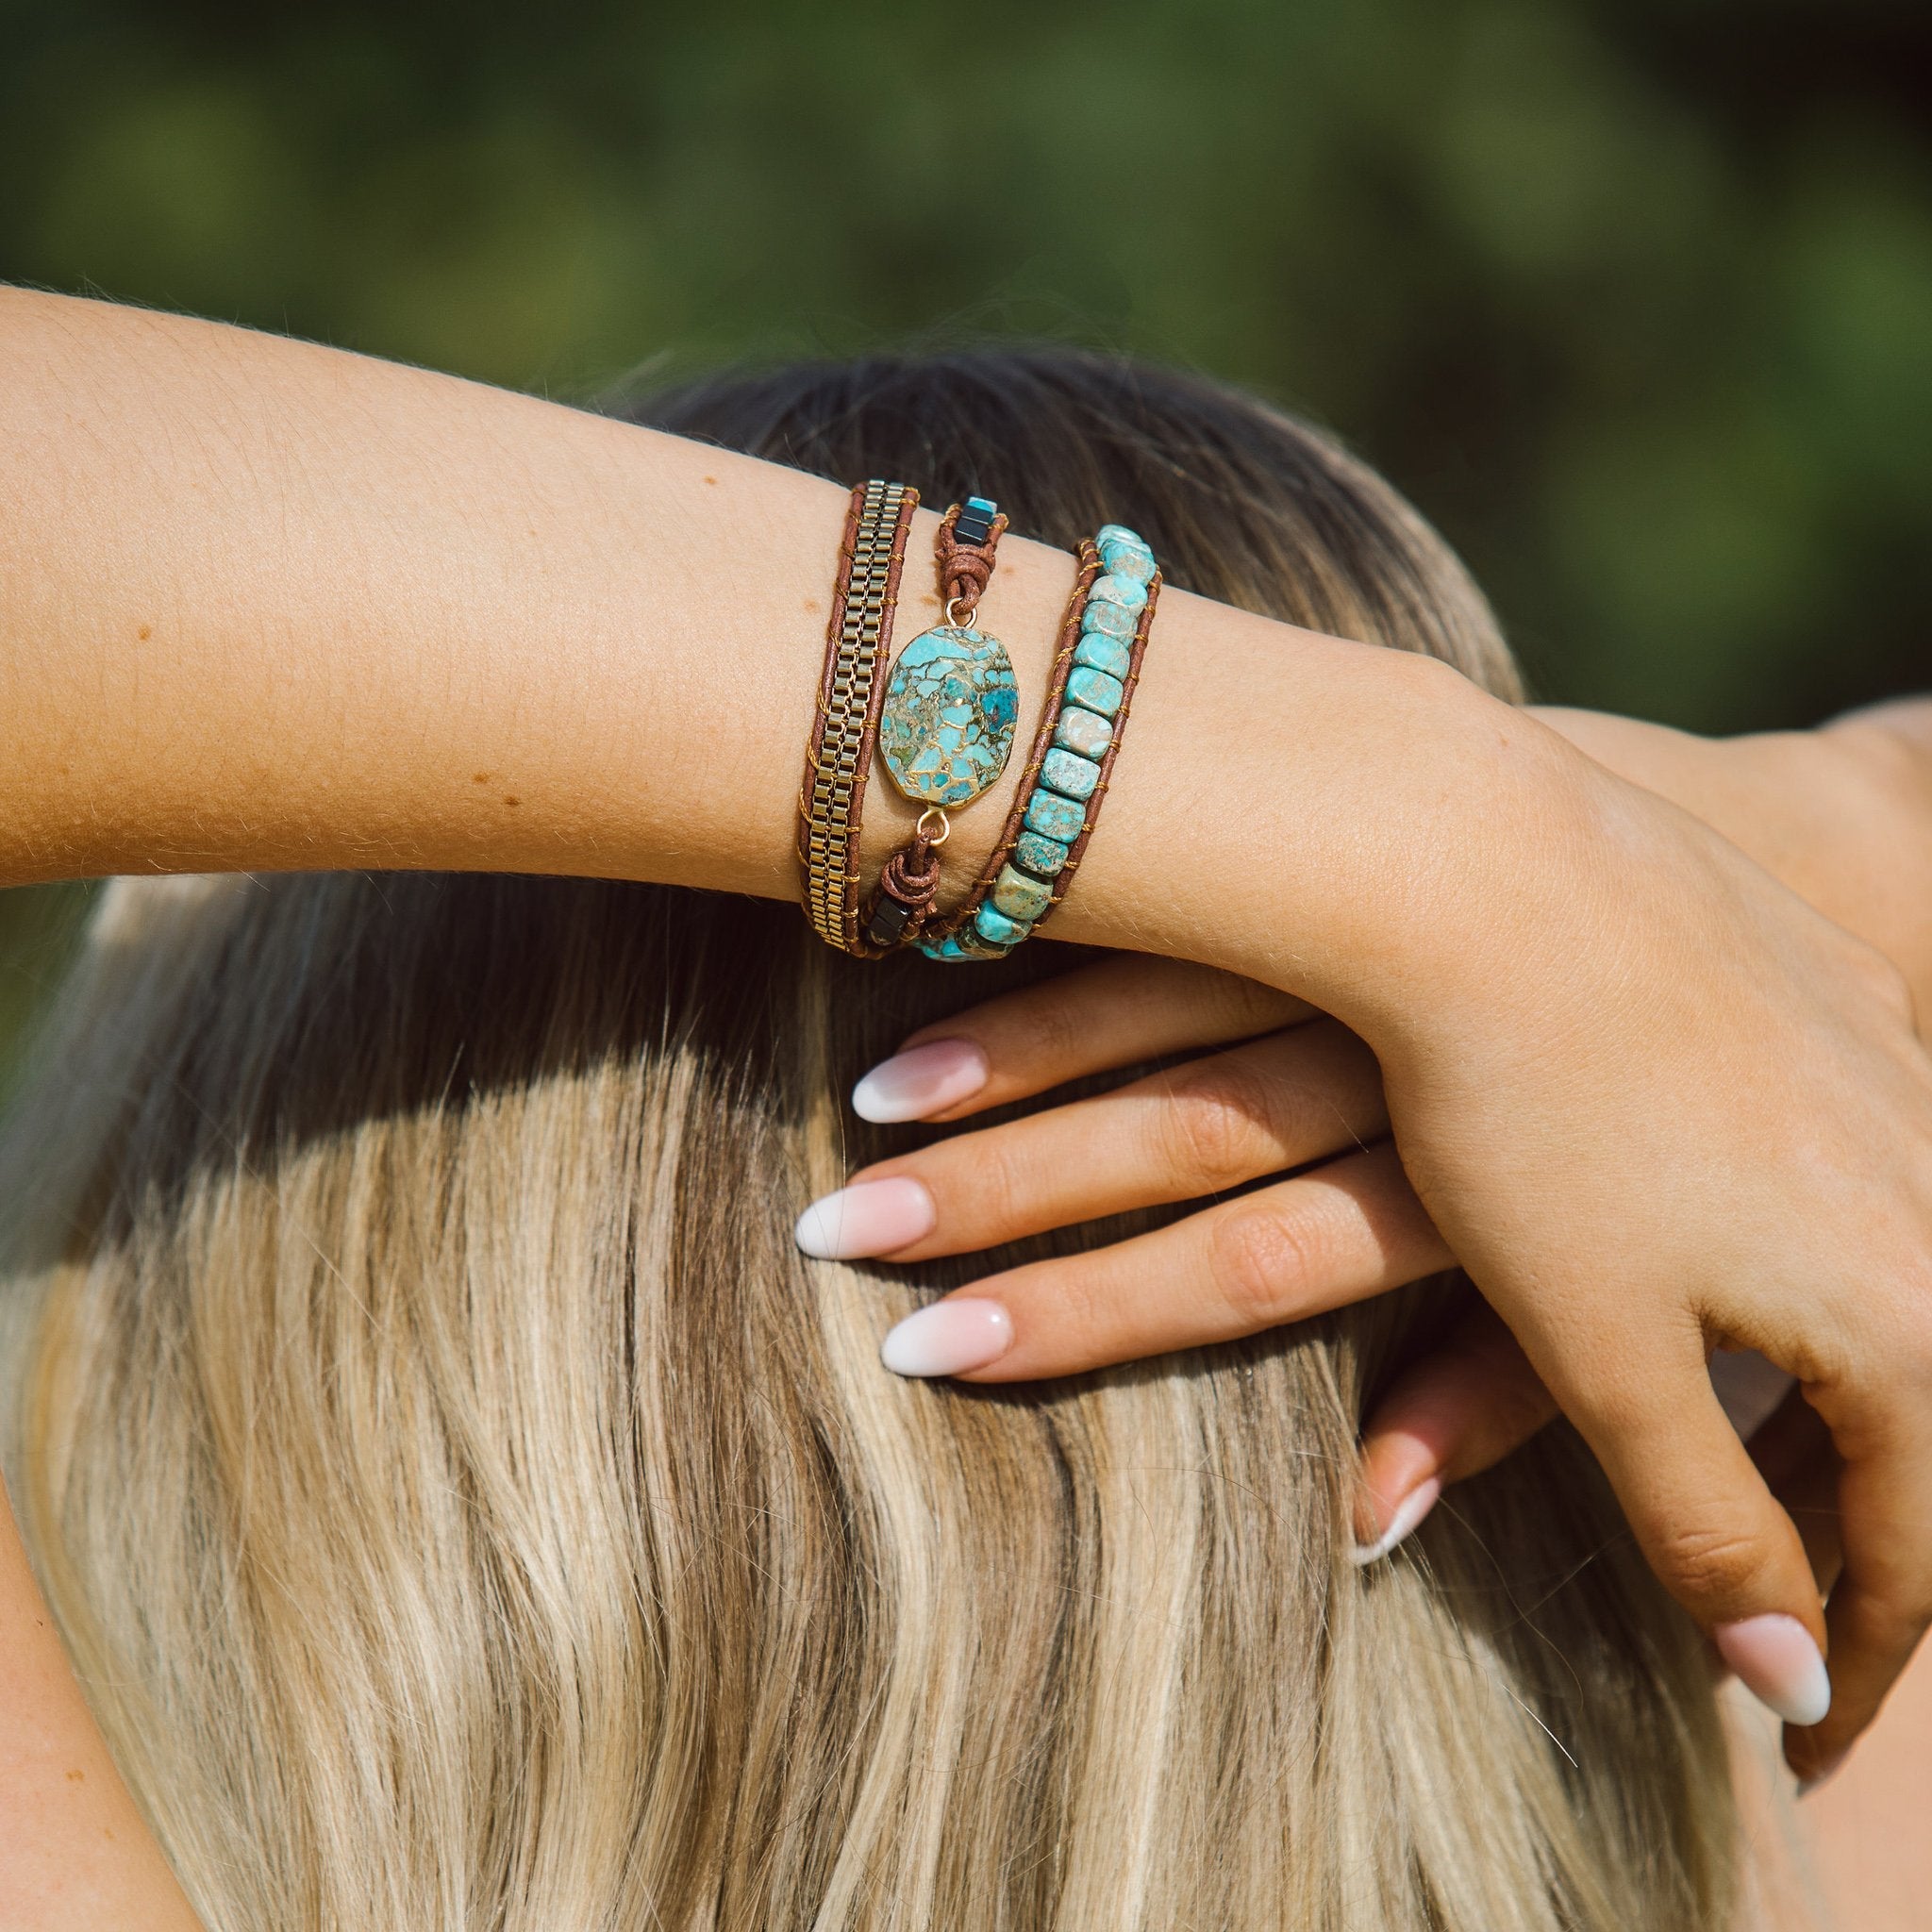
0,283,1487,958
0,285,1546,1924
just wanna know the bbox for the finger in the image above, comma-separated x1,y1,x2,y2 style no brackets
1786,1391,1932,1786
877,1141,1454,1382
1352,1303,1558,1560
851,953,1309,1123
816,1019,1387,1262
1353,1335,1849,1574
1563,1346,1831,1733
1747,1387,1843,1596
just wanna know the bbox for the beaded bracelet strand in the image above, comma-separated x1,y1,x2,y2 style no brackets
797,479,920,954
921,524,1161,961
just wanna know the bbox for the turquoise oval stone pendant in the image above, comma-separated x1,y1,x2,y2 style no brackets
877,625,1020,808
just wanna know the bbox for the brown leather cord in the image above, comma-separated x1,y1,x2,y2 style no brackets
877,838,943,908
796,481,920,955
935,500,1008,620
860,500,1011,951
918,542,1103,948
1041,567,1163,924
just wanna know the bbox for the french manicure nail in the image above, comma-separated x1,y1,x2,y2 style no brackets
793,1177,936,1259
880,1298,1014,1377
1713,1614,1832,1728
1348,1475,1442,1568
852,1039,990,1123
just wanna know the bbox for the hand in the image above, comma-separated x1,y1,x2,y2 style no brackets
797,717,1932,1784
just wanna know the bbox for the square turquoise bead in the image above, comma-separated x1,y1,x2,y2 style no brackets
1024,788,1086,843
1041,748,1100,800
1054,703,1113,759
991,863,1054,922
975,902,1030,947
1073,632,1131,679
1081,598,1137,642
1099,542,1156,583
1066,665,1124,716
1014,829,1070,875
1089,572,1149,614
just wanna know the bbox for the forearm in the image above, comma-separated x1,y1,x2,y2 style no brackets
0,287,1507,1012
0,286,865,896
14,289,1921,1027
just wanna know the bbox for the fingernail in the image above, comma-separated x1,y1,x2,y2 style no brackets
880,1297,1014,1377
793,1178,936,1259
1348,1475,1442,1567
852,1039,990,1123
1713,1614,1832,1727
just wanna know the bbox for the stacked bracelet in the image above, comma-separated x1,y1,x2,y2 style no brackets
920,524,1161,961
799,495,1158,964
797,480,920,954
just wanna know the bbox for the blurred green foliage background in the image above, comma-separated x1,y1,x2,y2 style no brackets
0,0,1927,1030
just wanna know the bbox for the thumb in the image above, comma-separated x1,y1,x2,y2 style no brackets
1576,1348,1829,1729
1353,1302,1557,1558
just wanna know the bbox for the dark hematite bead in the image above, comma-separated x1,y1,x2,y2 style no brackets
866,896,916,948
954,495,998,546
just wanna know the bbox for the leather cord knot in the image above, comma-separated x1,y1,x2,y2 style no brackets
941,546,993,616
865,832,945,947
936,502,1007,625
881,837,941,905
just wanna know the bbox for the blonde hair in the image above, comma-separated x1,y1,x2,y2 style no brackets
0,355,1736,1928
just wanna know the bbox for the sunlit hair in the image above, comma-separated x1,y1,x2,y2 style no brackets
0,353,1738,1929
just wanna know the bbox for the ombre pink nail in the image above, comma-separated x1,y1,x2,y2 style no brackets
793,1177,936,1259
1714,1613,1831,1727
879,1298,1014,1377
1348,1475,1442,1567
851,1039,990,1123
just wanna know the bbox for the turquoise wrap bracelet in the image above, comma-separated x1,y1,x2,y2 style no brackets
922,524,1161,961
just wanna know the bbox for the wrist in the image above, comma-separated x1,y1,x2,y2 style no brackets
1039,607,1551,1024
